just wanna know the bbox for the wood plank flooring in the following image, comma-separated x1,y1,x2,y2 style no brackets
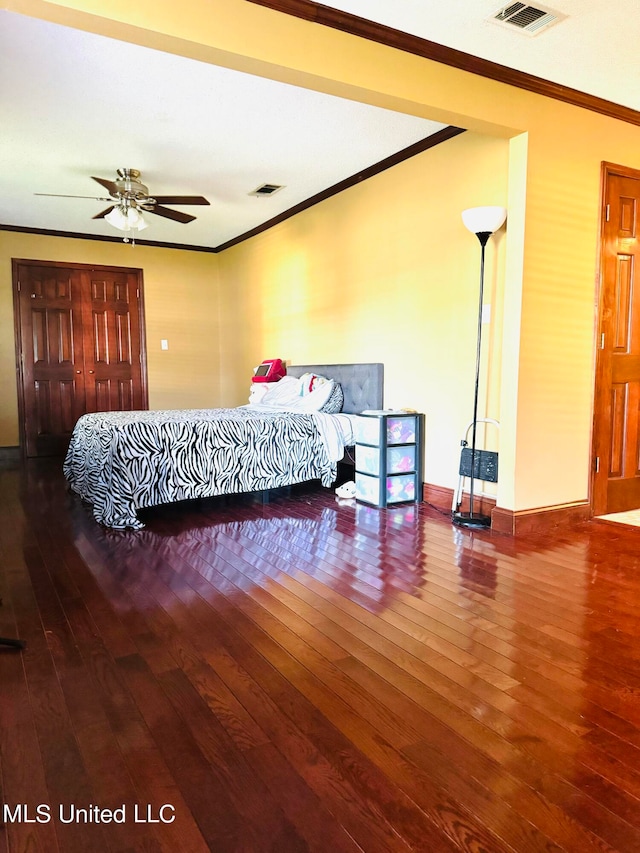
2,458,640,852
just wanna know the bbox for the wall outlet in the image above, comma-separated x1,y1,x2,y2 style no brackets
161,339,169,350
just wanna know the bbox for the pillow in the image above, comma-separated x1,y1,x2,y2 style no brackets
319,382,344,414
248,384,270,405
259,376,303,407
297,372,330,395
257,373,344,413
294,376,337,412
297,372,342,411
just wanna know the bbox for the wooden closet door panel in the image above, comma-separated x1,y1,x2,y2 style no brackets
16,264,86,456
81,269,145,414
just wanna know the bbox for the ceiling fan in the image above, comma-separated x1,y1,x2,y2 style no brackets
35,168,210,224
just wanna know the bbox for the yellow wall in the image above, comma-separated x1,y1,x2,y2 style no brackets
0,232,221,445
7,0,640,513
219,131,509,494
0,134,509,504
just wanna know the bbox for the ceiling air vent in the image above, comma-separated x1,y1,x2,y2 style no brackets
249,183,284,197
488,2,566,35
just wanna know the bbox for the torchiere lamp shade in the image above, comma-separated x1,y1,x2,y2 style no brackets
461,205,507,237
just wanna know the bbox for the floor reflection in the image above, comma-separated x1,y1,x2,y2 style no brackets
581,524,640,747
452,526,498,599
72,489,427,614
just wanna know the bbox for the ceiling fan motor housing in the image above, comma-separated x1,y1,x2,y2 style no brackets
113,168,150,201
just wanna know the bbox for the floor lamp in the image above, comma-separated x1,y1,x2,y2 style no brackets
452,205,506,530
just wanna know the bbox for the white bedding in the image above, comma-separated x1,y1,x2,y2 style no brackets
246,406,355,462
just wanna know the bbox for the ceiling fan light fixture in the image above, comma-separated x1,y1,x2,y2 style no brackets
126,207,148,230
104,206,127,230
105,204,148,233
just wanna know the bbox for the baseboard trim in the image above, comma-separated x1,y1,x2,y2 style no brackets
422,482,591,535
491,502,592,535
0,446,20,463
422,482,496,517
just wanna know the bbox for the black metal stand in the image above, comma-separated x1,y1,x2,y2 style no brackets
0,598,26,650
452,510,490,529
452,230,492,530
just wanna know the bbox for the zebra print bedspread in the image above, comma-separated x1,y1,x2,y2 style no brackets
63,407,342,529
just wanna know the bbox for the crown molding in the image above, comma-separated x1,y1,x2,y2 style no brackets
0,224,219,253
216,125,465,251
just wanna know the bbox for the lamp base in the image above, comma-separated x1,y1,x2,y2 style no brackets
452,511,491,530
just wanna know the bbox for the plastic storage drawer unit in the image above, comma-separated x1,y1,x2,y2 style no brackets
354,412,424,507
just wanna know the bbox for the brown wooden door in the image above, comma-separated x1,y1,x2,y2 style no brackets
81,268,146,413
14,260,147,457
15,264,85,456
593,165,640,514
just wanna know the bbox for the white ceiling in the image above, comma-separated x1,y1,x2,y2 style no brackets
1,2,637,250
0,11,445,250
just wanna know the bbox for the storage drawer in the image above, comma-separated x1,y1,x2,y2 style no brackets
354,414,418,446
356,444,416,476
355,472,418,506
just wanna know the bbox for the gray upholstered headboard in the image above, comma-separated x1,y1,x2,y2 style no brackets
287,363,383,414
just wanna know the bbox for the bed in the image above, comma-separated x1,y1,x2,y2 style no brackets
63,362,383,529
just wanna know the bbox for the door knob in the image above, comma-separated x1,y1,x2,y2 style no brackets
88,370,95,374
76,370,81,374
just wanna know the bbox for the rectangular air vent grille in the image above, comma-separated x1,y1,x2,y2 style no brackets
249,183,284,197
488,2,565,35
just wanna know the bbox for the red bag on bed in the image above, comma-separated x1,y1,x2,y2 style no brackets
252,358,287,383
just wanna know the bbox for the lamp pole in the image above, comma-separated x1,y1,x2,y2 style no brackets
466,231,490,525
453,206,506,530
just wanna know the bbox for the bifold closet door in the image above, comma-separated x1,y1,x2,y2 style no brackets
14,260,147,457
80,267,146,415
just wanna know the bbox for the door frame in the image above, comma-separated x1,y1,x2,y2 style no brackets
12,258,149,455
591,161,640,516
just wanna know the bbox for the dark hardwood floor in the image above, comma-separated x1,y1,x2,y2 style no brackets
2,458,640,852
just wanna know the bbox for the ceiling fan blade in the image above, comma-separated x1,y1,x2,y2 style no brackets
148,205,196,224
151,195,210,206
35,193,113,201
92,206,115,220
91,176,119,195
